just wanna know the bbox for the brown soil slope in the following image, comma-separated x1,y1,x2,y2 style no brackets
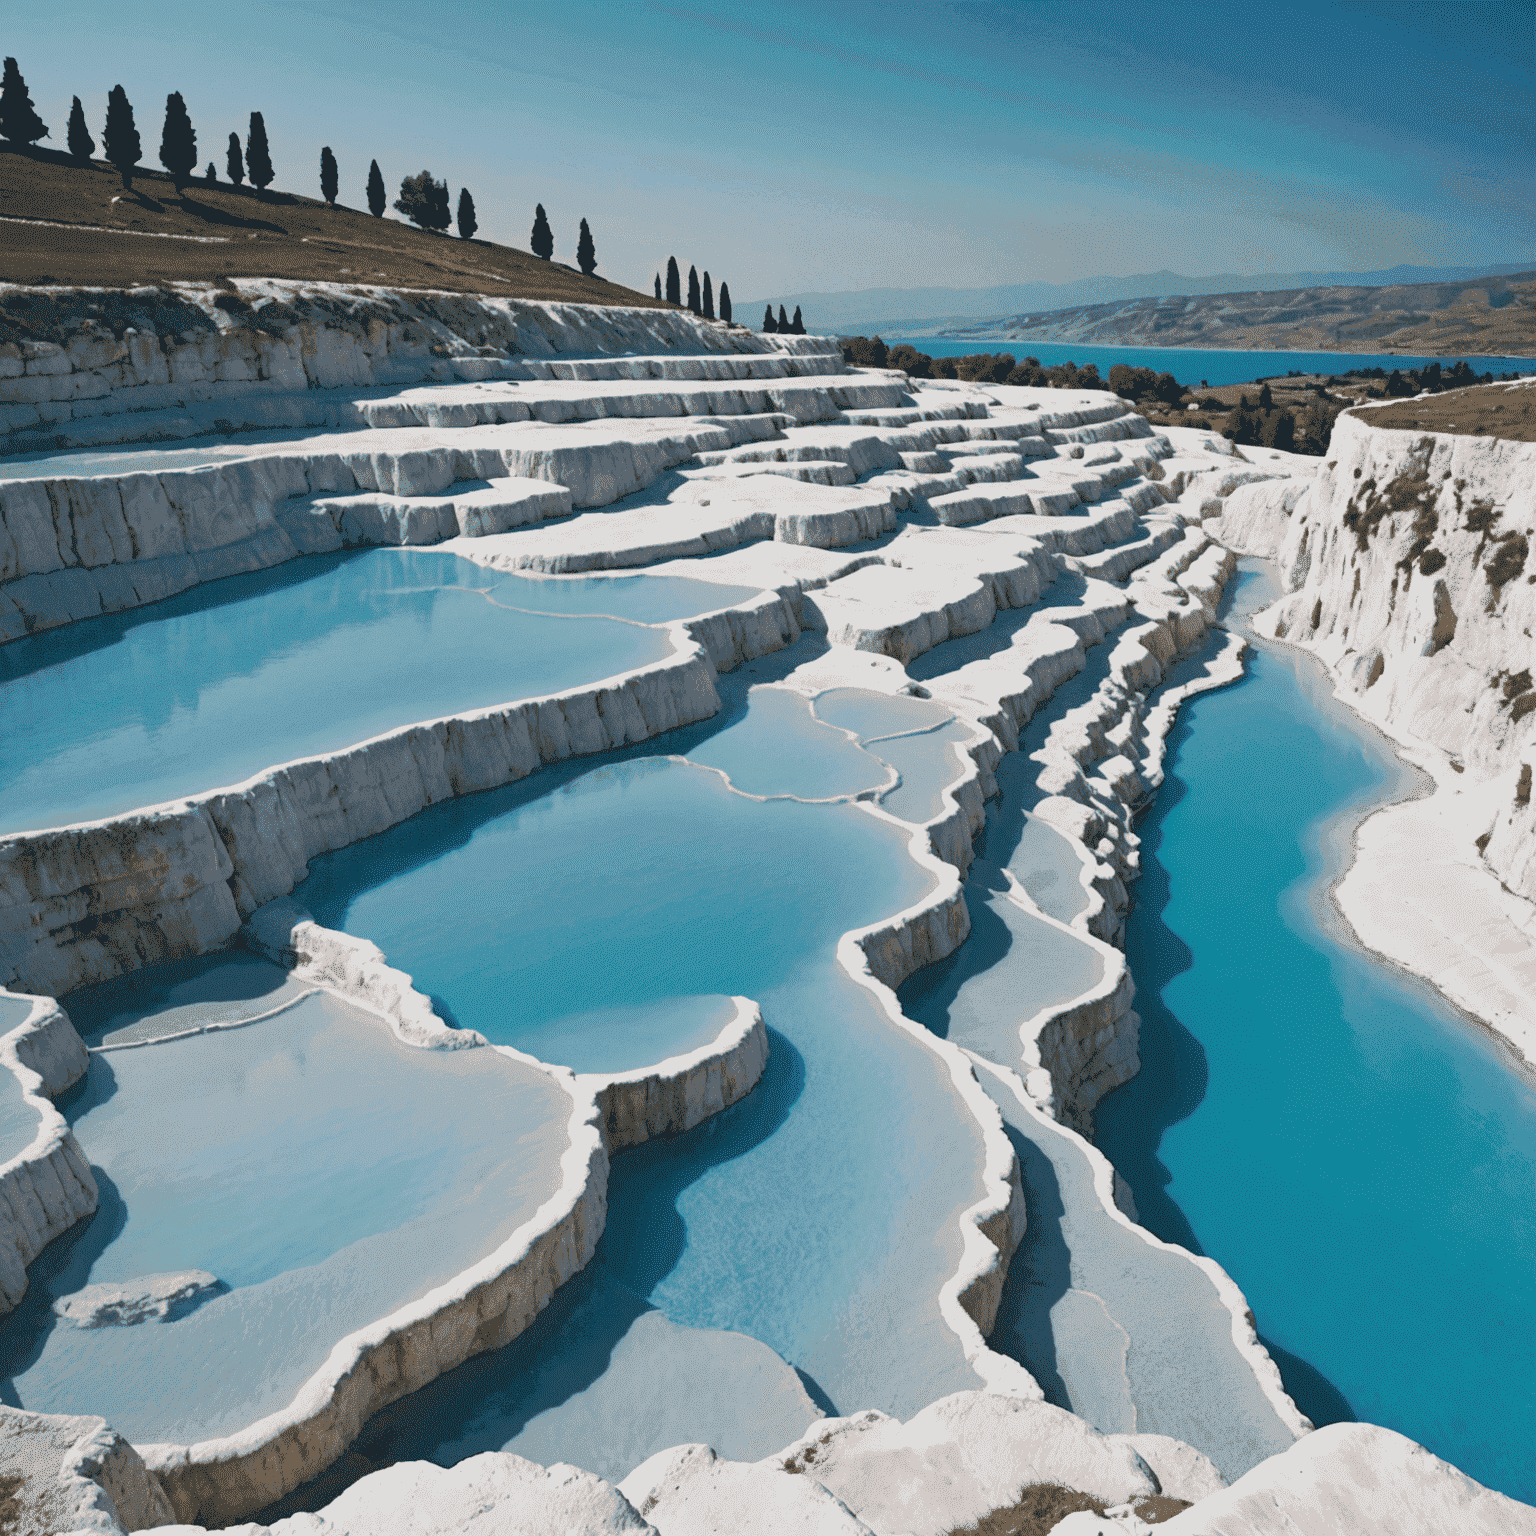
1348,380,1536,442
949,273,1536,357
0,145,665,306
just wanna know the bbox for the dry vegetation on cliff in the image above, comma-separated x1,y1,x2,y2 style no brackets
1350,380,1536,442
0,146,666,306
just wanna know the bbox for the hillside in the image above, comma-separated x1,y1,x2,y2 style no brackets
0,145,665,307
945,272,1536,357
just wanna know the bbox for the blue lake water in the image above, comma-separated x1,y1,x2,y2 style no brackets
0,550,756,831
0,969,569,1444
891,339,1536,389
1095,565,1536,1503
295,746,993,1434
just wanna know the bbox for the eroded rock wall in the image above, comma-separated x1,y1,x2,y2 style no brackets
1256,411,1536,899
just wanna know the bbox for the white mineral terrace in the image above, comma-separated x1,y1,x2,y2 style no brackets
0,285,1528,1536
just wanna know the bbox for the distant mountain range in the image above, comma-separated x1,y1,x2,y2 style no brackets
738,262,1536,339
942,270,1536,357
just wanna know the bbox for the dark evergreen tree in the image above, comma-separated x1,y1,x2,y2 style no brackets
245,112,273,196
778,305,789,332
226,131,244,186
103,86,141,189
701,272,714,319
719,283,731,324
320,146,338,205
576,217,596,276
763,304,776,332
394,170,450,229
686,265,700,314
1258,381,1273,410
0,59,48,146
790,305,804,334
665,256,680,305
654,273,662,300
457,187,477,240
204,161,216,184
366,158,385,217
66,97,94,163
530,203,553,259
158,93,197,191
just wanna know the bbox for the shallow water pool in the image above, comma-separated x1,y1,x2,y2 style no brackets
0,964,569,1445
1,550,756,831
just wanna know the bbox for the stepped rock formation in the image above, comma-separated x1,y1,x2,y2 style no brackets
1,287,1531,1534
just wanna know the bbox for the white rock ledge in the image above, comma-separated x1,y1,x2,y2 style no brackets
0,990,98,1316
580,997,769,1153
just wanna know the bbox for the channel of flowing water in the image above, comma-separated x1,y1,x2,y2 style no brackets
1095,563,1536,1504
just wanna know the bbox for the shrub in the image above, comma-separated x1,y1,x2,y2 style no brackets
841,335,888,369
395,171,450,230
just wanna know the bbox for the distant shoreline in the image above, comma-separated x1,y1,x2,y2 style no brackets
930,336,1536,363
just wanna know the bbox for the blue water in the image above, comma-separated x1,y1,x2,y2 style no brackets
1095,568,1536,1503
0,550,756,831
0,973,569,1444
0,427,356,481
295,747,992,1427
892,339,1536,390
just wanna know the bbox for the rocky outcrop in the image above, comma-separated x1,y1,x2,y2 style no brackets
0,992,98,1315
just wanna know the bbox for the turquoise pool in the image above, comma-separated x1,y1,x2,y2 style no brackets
1,550,756,831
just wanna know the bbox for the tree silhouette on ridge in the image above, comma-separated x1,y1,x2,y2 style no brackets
246,112,273,196
576,218,596,276
226,131,244,187
719,283,732,324
320,146,338,205
0,59,48,146
103,86,141,189
366,159,385,217
66,97,94,163
531,203,553,259
458,187,477,240
158,93,196,191
666,257,680,305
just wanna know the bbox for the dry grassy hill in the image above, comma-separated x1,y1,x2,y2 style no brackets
0,144,667,306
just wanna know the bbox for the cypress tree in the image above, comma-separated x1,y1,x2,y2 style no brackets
665,257,680,305
702,272,714,319
67,97,94,163
226,131,244,186
430,178,451,231
763,304,776,333
103,86,141,189
576,217,596,276
204,161,216,184
245,112,273,196
457,187,477,240
0,59,48,146
530,203,553,259
778,305,790,332
158,92,197,191
719,283,732,324
791,305,805,335
320,146,338,205
686,265,700,314
366,159,385,217
654,273,662,301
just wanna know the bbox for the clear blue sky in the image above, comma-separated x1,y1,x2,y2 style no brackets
7,0,1533,298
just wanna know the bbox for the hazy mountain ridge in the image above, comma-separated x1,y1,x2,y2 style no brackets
738,262,1536,337
942,271,1536,356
